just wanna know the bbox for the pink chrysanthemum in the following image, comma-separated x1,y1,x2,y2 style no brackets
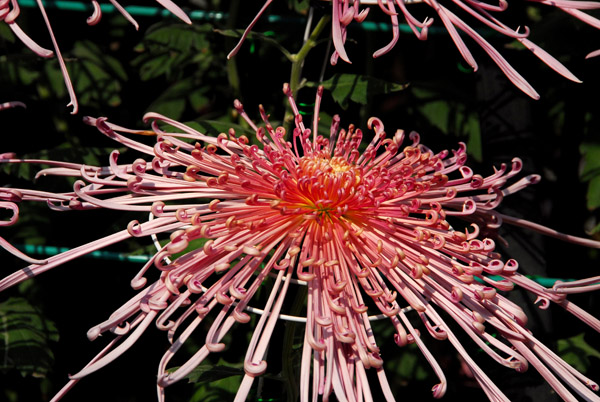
1,84,600,401
234,0,600,99
0,0,191,113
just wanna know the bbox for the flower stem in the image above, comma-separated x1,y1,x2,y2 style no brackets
289,14,331,97
284,14,330,132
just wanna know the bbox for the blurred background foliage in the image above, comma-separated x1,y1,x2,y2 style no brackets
0,0,599,401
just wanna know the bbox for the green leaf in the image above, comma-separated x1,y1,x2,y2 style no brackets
43,62,66,99
580,142,600,183
147,78,202,119
316,112,333,137
288,0,310,14
580,142,600,210
586,221,600,235
72,40,127,81
137,54,175,81
0,142,115,180
133,23,214,81
148,97,186,120
144,23,211,54
189,376,240,402
165,358,243,402
586,175,600,210
557,332,600,373
410,86,481,160
188,87,210,113
387,343,430,382
183,120,256,137
37,40,126,107
465,117,482,162
308,74,408,109
184,358,244,384
0,297,59,377
17,64,40,86
170,237,209,260
0,22,15,43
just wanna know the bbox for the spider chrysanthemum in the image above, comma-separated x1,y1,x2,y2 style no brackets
1,84,599,401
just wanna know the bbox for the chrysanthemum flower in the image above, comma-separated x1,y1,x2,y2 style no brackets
234,0,600,99
0,0,191,114
1,84,600,401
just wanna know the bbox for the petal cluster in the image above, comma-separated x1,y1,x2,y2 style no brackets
235,0,600,99
0,85,599,401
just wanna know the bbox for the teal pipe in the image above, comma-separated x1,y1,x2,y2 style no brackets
18,0,228,20
475,274,575,287
17,243,152,263
16,0,454,34
16,243,580,287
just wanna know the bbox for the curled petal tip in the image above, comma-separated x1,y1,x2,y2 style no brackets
527,174,542,185
82,116,97,126
87,0,102,25
0,101,26,110
244,360,267,376
432,382,447,398
87,326,102,341
130,277,147,289
355,8,369,22
68,102,79,115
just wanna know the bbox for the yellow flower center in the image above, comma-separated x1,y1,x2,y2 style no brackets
287,155,362,222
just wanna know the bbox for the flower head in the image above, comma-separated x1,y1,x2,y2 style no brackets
234,0,600,99
1,85,600,401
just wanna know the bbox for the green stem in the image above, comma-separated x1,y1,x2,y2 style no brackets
284,14,330,131
289,15,331,97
